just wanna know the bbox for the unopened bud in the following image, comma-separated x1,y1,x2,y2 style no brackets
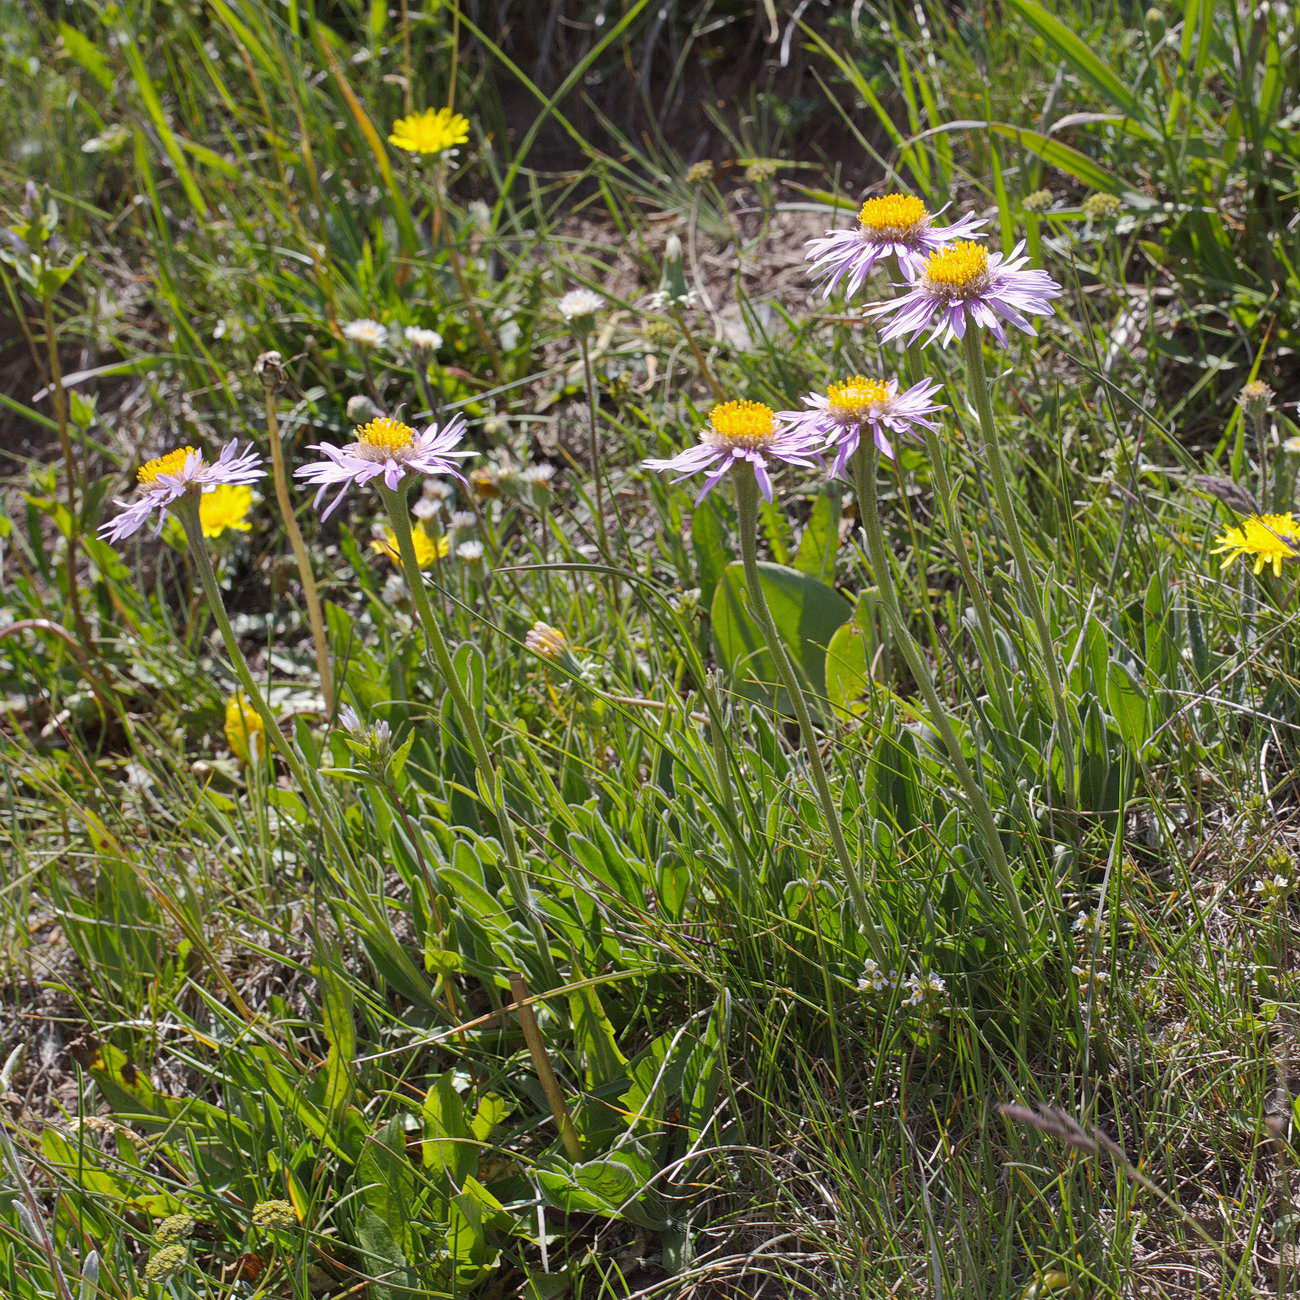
253,351,286,391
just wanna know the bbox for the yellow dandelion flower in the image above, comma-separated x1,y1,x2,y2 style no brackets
371,525,449,569
388,107,471,156
1211,513,1300,577
224,693,265,765
198,484,254,539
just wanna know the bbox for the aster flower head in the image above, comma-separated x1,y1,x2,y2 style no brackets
99,440,264,544
557,288,604,322
643,399,823,503
404,326,443,353
805,194,986,298
388,107,471,157
1211,512,1300,577
342,318,387,348
778,374,944,478
295,414,473,519
525,621,568,662
865,240,1062,347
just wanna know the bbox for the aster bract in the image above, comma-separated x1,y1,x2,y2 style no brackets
805,194,985,298
778,375,944,478
295,415,473,519
99,441,265,544
643,400,823,503
388,107,470,157
866,240,1062,347
1211,513,1300,577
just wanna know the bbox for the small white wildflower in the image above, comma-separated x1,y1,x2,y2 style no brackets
1283,436,1300,455
404,326,443,352
456,540,485,562
1253,874,1292,902
1072,910,1096,935
342,319,388,348
522,462,556,486
423,479,453,503
411,497,438,520
902,971,947,1007
856,959,897,994
557,289,605,328
449,510,477,533
82,123,131,154
498,318,521,352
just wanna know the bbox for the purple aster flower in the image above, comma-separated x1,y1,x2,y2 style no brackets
866,241,1062,347
643,400,824,502
99,440,265,544
805,194,985,298
777,376,945,478
295,415,473,519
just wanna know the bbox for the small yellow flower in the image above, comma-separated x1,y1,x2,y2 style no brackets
1211,513,1300,577
370,525,449,569
388,107,470,156
525,622,567,662
857,193,928,237
224,693,265,765
199,484,254,538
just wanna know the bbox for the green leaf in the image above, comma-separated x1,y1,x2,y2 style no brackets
1105,660,1150,755
1003,0,1150,127
825,617,877,722
58,24,113,91
710,561,851,711
314,961,356,1120
793,486,841,583
421,1071,476,1184
690,496,731,609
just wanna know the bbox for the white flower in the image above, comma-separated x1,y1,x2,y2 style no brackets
411,497,438,520
456,540,485,562
1253,874,1291,902
902,971,947,1007
423,479,454,502
557,289,604,321
1072,910,1096,934
404,326,443,351
450,510,477,532
521,463,556,487
342,319,388,347
856,959,897,994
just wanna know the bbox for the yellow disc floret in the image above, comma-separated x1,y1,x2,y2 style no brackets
355,417,416,454
922,242,990,295
857,194,928,238
707,400,775,446
1211,513,1300,577
138,446,198,486
826,377,892,419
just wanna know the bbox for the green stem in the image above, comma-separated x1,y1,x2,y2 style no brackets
578,335,610,556
851,443,1030,947
962,329,1076,809
262,381,334,713
176,497,351,866
380,483,553,968
733,473,878,948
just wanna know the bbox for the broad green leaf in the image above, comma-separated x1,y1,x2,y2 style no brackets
710,561,851,710
793,487,841,583
421,1070,476,1184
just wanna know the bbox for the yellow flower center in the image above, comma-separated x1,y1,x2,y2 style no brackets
138,446,198,486
355,417,416,454
858,194,928,238
826,377,891,419
707,400,775,445
922,242,990,295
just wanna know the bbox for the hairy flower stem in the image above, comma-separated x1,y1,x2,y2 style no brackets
261,382,334,713
852,444,1031,948
176,499,350,866
577,335,610,556
733,474,878,947
962,330,1077,810
380,484,553,971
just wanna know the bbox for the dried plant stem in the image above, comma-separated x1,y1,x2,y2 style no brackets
261,378,334,712
509,972,583,1161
